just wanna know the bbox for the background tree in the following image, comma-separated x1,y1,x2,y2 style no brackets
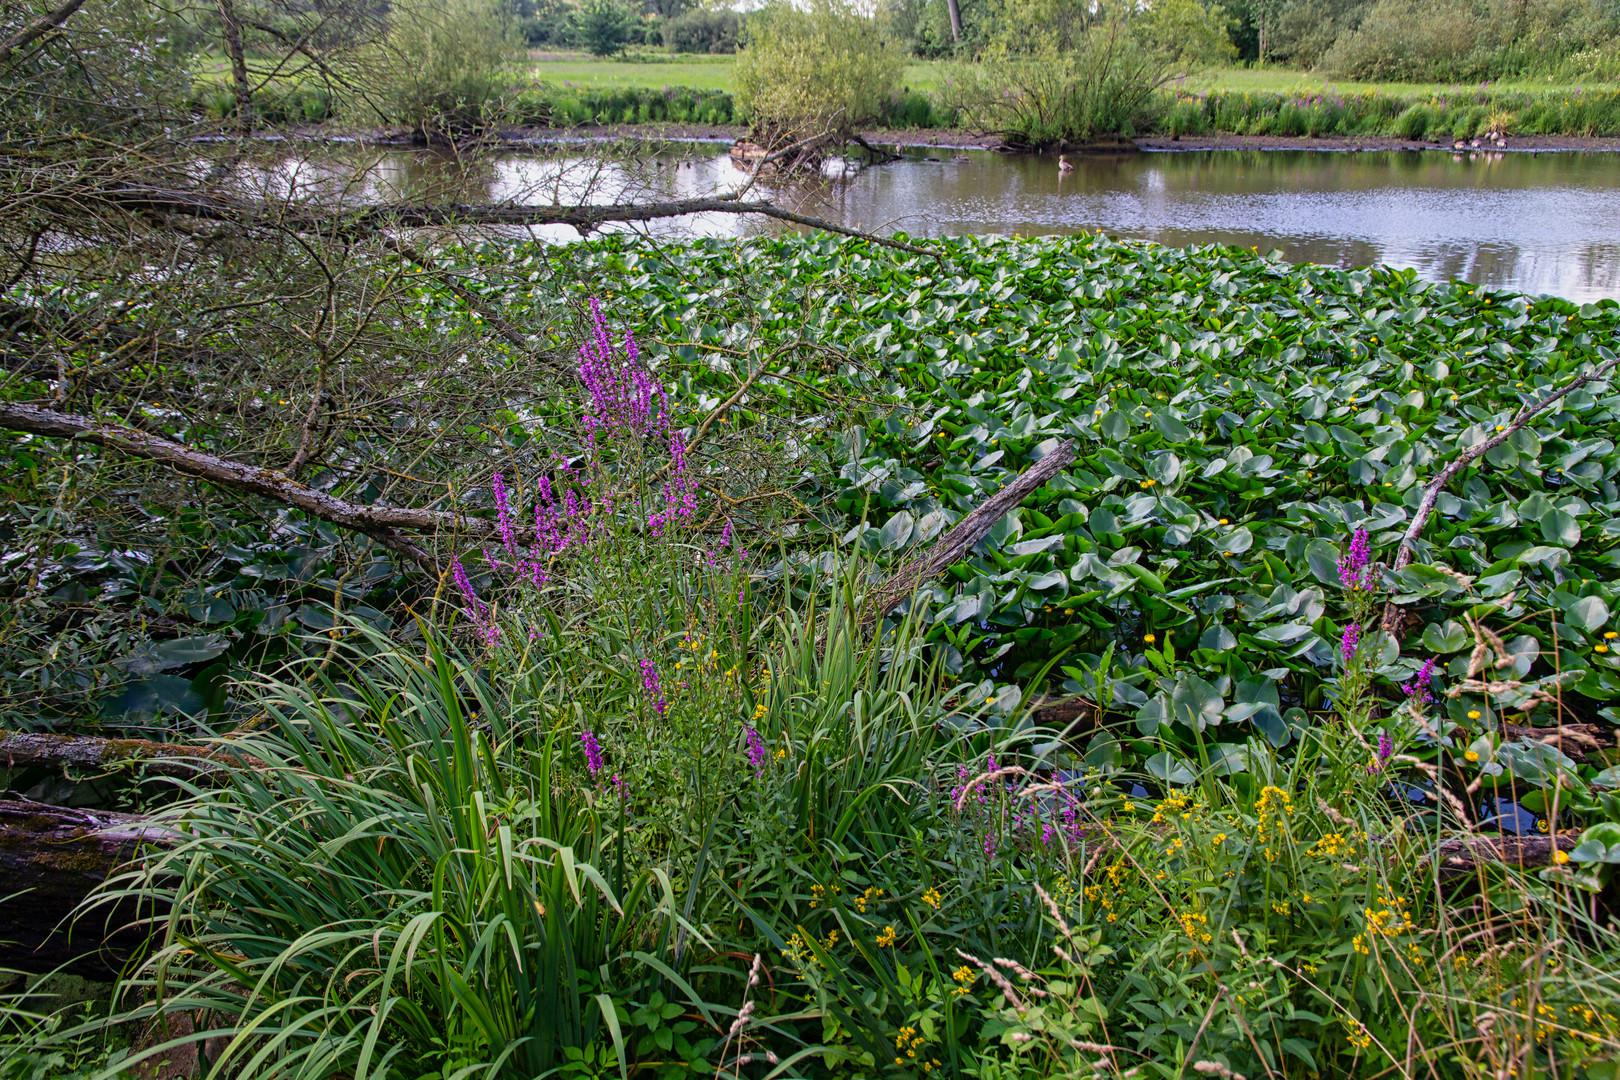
733,0,904,152
575,0,633,56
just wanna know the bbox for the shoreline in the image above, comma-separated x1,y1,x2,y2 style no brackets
265,121,1620,154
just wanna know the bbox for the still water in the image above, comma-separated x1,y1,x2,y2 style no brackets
313,143,1620,301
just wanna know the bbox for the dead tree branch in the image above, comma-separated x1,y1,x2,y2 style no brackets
0,0,88,65
866,439,1077,623
2,731,265,781
1382,354,1620,635
0,401,501,566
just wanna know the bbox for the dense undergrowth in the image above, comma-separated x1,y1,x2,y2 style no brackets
189,74,1620,138
5,234,1620,1077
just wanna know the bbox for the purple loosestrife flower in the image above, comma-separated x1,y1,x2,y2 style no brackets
492,472,519,560
1340,622,1360,662
451,556,497,646
580,731,605,781
1338,528,1373,590
743,727,767,776
578,298,667,442
1401,657,1439,708
640,659,666,716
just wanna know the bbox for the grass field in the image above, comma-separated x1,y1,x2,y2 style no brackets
529,48,949,93
1170,64,1620,97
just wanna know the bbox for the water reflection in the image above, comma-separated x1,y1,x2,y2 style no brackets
238,142,1620,301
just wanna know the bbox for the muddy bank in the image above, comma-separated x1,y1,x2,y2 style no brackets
1131,132,1620,152
259,122,1620,155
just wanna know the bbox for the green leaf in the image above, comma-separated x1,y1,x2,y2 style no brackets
1565,596,1610,634
1421,619,1469,654
1171,673,1224,731
1145,751,1195,785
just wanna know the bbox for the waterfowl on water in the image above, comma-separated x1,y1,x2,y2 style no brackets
1058,153,1075,173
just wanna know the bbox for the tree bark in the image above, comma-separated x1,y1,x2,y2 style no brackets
866,439,1077,623
2,731,265,781
215,0,253,138
0,401,500,567
0,0,89,65
1435,832,1578,881
1382,354,1620,636
0,800,176,974
944,0,962,42
91,188,941,260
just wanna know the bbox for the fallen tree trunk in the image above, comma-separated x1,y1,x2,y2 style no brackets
1501,722,1618,765
867,439,1077,623
1382,353,1620,637
0,401,496,567
0,800,177,974
2,731,265,782
1435,832,1579,881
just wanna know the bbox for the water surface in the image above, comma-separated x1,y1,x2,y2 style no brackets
290,143,1620,301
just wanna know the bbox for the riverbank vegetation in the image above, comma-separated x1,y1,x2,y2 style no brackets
6,227,1620,1077
5,1,1620,1078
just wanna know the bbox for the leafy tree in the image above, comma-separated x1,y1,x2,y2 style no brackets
374,0,524,134
733,0,904,144
1131,0,1238,65
576,0,633,56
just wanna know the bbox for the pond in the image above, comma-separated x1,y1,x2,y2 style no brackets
327,142,1620,302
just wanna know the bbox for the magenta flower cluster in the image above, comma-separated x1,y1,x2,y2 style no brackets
640,658,666,716
1338,528,1373,590
1340,621,1360,662
1368,729,1394,775
580,730,605,781
1402,657,1439,708
579,297,667,441
451,556,496,647
743,727,766,776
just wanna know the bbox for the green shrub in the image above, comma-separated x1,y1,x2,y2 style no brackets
945,20,1168,148
662,8,741,54
371,0,525,135
734,0,904,140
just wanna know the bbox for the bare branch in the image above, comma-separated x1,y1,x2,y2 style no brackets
0,0,88,66
0,401,502,566
866,439,1078,622
1382,353,1620,635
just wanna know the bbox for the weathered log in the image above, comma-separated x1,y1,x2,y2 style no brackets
867,439,1078,623
1435,832,1579,881
0,401,496,566
0,800,177,974
1501,723,1618,765
1383,353,1620,636
2,731,265,782
90,187,940,259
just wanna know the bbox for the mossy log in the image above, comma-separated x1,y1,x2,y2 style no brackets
2,730,265,781
0,799,176,974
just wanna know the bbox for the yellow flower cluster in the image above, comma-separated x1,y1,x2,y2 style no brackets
893,1026,927,1063
951,965,975,996
808,883,841,909
877,925,898,947
921,887,942,910
1311,832,1354,858
1363,896,1414,938
1343,1018,1373,1050
1177,910,1213,945
853,886,884,914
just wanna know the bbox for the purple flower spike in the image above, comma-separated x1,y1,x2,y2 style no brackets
1340,622,1360,662
1368,729,1394,774
580,731,605,781
640,658,666,716
743,727,767,776
451,556,497,646
1401,657,1439,708
1338,528,1373,590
